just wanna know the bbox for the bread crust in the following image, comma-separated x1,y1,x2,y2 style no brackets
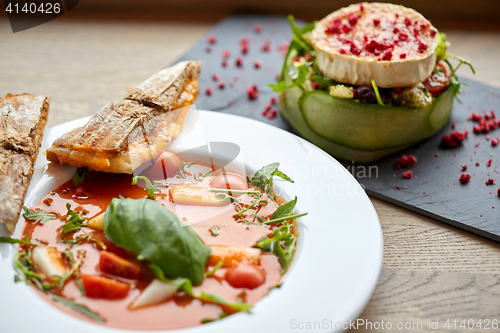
0,93,50,234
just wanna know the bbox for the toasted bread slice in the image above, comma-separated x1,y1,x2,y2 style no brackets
0,93,50,234
46,60,201,174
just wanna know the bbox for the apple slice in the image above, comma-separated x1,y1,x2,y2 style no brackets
171,185,230,207
130,279,178,309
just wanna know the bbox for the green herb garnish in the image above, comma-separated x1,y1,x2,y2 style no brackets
72,168,88,186
263,213,308,225
249,162,293,201
270,61,313,92
0,235,35,246
177,161,193,179
254,222,296,274
61,203,86,236
210,227,220,237
371,80,388,106
23,206,56,224
131,175,159,200
206,260,223,276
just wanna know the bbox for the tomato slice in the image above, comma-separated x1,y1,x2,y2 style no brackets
209,173,248,197
224,263,265,289
148,151,182,180
82,274,130,299
423,60,451,96
99,251,142,280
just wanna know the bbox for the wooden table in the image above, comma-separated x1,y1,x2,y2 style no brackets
1,14,500,333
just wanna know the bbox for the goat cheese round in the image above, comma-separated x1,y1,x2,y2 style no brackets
311,2,438,88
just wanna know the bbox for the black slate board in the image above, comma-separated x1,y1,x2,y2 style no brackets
175,14,500,242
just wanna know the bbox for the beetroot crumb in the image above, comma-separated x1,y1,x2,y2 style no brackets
212,73,220,81
382,50,393,61
271,97,277,105
262,41,271,52
423,192,426,194
487,134,491,140
205,87,212,96
221,61,227,67
227,100,234,105
208,35,217,44
437,166,440,169
404,17,412,26
441,130,468,148
228,82,234,88
430,30,437,37
486,178,495,185
265,103,271,110
399,53,407,59
476,163,480,166
254,60,261,68
236,57,243,67
403,170,412,179
469,112,483,122
475,142,480,147
451,121,456,129
417,42,428,53
492,138,499,147
266,109,277,119
435,153,439,157
395,155,417,169
222,50,231,58
489,119,497,130
373,19,380,25
218,82,225,89
205,47,212,53
247,85,259,100
254,24,263,33
461,164,467,170
473,125,481,134
487,159,492,167
396,186,401,189
460,173,471,183
240,43,249,54
498,188,500,197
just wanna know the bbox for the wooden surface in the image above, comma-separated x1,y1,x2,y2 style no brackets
1,13,500,333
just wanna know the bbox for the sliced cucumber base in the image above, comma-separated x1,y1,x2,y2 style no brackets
279,49,455,163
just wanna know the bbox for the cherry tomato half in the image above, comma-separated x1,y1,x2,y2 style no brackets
149,151,182,180
209,172,248,196
224,263,266,289
423,60,451,96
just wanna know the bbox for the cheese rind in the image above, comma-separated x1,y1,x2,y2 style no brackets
311,2,438,88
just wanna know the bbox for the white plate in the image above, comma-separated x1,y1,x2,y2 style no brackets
0,109,383,333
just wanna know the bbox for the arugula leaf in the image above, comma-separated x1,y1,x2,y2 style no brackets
254,223,296,274
271,196,297,220
50,294,105,322
309,75,335,88
177,161,193,179
210,227,220,237
72,168,88,186
104,198,211,285
131,176,159,200
288,15,315,52
206,260,223,277
253,214,267,223
249,162,294,201
445,53,476,76
269,62,312,92
23,206,56,224
263,213,308,225
0,235,34,246
61,203,86,236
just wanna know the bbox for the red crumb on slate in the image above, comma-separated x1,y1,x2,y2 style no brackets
476,163,480,166
221,60,227,67
486,179,496,185
441,130,469,148
498,188,500,196
475,142,480,147
254,24,263,33
403,170,413,179
473,125,481,134
266,109,277,119
461,164,467,170
247,85,259,100
262,41,271,52
205,87,212,96
212,74,220,81
487,134,491,140
437,166,440,169
435,153,440,157
218,82,225,89
487,159,492,167
254,60,261,68
241,43,249,54
208,35,217,44
222,50,231,58
271,97,277,104
460,173,471,183
451,121,456,129
236,57,243,67
396,186,401,189
205,47,212,53
395,155,417,169
492,138,499,146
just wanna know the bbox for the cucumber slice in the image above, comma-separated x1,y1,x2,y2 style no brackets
279,47,455,162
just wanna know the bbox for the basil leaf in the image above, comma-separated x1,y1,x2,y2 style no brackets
271,196,297,220
104,198,211,285
23,206,56,224
72,168,88,186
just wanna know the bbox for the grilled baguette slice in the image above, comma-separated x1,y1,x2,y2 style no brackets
0,93,50,234
46,60,201,174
